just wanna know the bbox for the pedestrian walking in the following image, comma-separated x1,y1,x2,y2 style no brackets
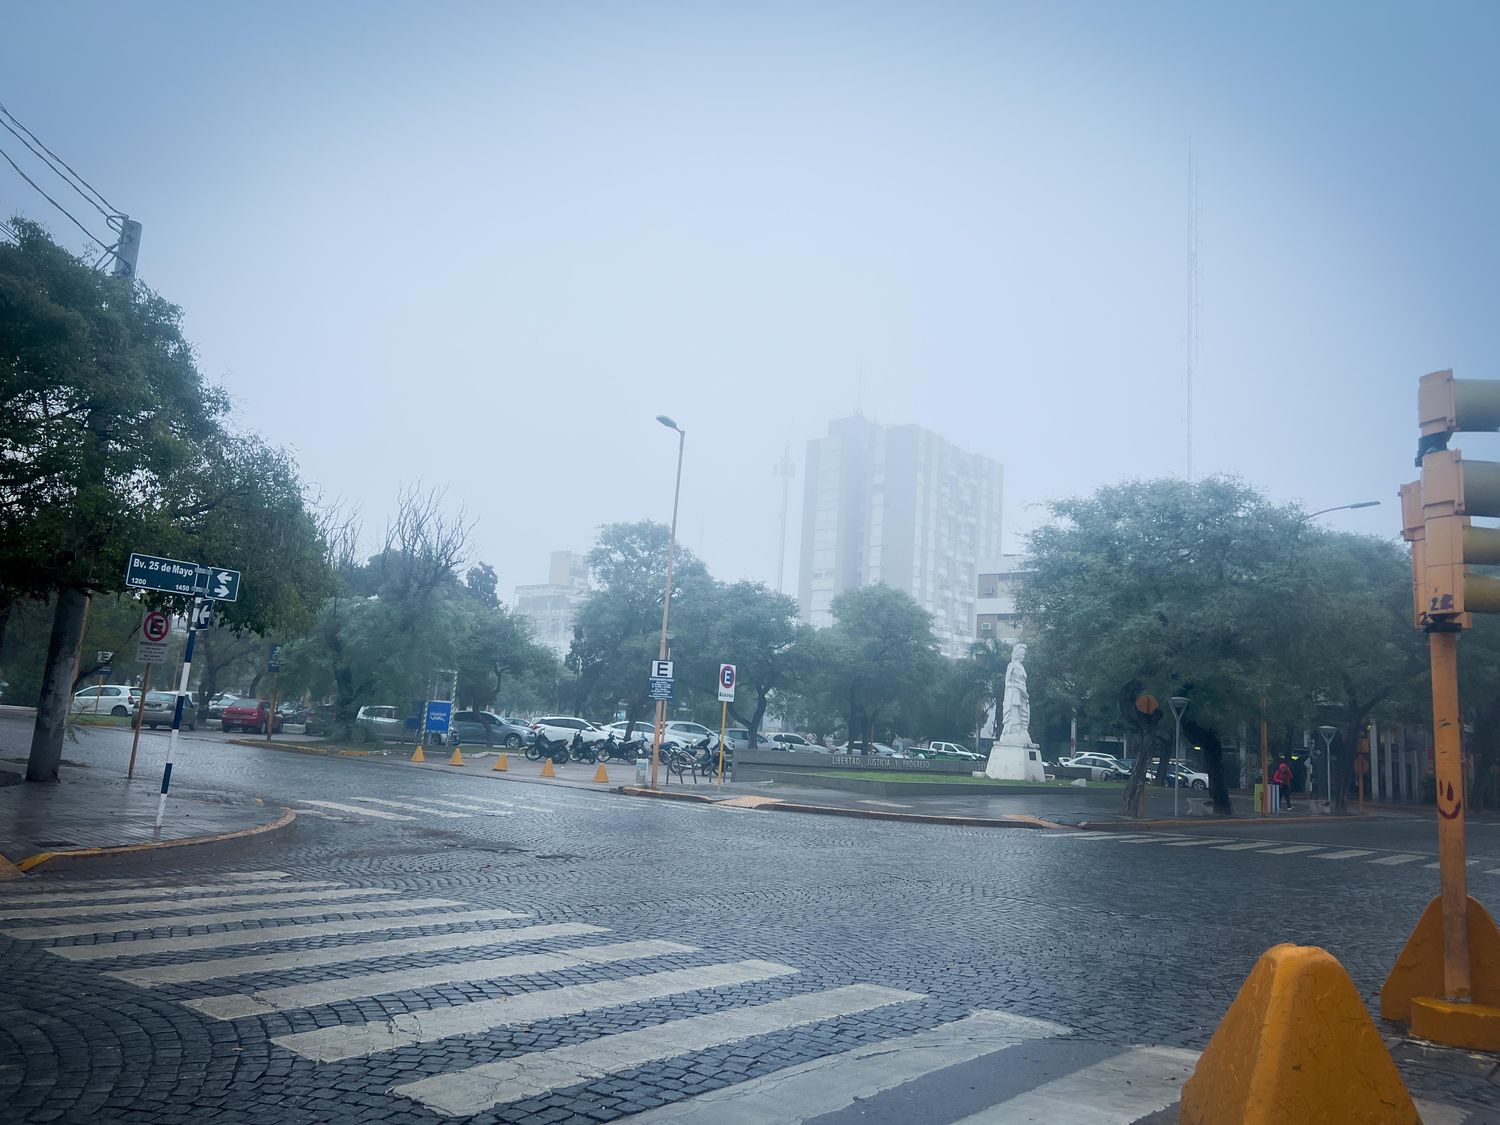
1272,758,1293,812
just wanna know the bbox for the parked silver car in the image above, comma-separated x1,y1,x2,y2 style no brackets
138,690,196,731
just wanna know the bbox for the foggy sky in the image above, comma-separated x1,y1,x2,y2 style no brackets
5,1,1497,599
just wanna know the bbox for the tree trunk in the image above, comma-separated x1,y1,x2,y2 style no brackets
1185,718,1233,815
27,587,89,783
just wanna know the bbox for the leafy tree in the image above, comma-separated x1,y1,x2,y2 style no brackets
822,584,939,750
570,522,711,733
684,581,801,745
0,223,332,780
1019,477,1313,815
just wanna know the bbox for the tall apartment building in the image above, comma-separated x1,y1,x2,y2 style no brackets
514,550,590,656
975,554,1026,645
797,416,1004,657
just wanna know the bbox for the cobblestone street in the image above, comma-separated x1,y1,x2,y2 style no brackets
1,718,1497,1123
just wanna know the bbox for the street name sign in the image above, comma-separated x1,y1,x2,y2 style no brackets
125,553,241,602
718,663,736,703
126,553,202,596
649,677,674,701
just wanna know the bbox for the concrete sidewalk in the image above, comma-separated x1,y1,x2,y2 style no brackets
0,760,292,874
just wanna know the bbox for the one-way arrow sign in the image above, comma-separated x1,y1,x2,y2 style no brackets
197,567,241,603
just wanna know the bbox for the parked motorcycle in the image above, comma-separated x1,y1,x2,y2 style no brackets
592,733,642,764
527,731,570,764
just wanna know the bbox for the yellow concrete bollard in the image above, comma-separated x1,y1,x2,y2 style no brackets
540,758,556,778
448,746,464,767
1181,943,1418,1124
410,744,426,764
493,752,508,772
593,763,609,783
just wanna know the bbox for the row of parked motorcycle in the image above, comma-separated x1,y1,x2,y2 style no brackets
461,728,731,775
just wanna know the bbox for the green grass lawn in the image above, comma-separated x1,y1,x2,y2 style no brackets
795,769,1125,788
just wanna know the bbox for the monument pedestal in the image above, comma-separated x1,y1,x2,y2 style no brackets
984,738,1046,782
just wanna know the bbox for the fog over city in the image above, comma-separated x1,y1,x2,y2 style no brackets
5,2,1496,591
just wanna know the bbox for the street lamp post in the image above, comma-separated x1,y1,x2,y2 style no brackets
1301,500,1381,522
1318,724,1338,810
650,415,685,790
1169,696,1189,819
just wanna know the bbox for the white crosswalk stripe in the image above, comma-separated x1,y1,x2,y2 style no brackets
344,797,474,817
1259,844,1323,855
398,796,515,812
1373,854,1429,865
108,921,599,986
1311,848,1375,861
298,799,416,820
186,939,698,1019
274,958,802,1063
0,878,317,908
2,887,407,940
1213,841,1274,851
0,883,344,921
49,900,490,959
625,1009,1070,1123
950,1045,1199,1124
392,983,925,1116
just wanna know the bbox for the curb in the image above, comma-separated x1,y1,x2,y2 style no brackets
228,739,372,757
1075,813,1357,831
615,787,1066,829
10,806,298,873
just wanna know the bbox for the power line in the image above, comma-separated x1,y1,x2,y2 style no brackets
0,115,114,222
0,141,109,249
0,100,118,216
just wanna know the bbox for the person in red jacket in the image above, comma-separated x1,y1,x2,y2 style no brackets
1272,758,1294,811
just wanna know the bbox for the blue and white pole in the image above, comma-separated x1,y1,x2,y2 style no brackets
155,593,204,830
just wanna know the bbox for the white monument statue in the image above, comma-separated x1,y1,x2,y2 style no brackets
984,643,1047,782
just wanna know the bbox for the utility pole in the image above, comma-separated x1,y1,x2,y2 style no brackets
773,446,796,594
111,217,142,279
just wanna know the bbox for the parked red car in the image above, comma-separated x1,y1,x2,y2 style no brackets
220,699,283,734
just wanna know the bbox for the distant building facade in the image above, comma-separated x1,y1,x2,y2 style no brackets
975,554,1026,645
797,416,1004,658
514,550,590,656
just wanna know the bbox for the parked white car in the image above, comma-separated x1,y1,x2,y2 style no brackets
928,741,983,762
530,716,609,744
1061,753,1130,781
70,685,140,716
766,732,818,751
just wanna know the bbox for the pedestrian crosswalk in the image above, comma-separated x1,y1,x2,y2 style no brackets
0,871,1478,1123
291,792,532,822
1046,831,1500,875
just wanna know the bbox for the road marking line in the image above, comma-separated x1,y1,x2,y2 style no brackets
1114,836,1193,845
1425,859,1483,870
187,939,698,1019
0,883,344,921
1370,854,1428,865
623,1008,1070,1123
108,920,592,986
0,871,288,895
298,800,415,820
275,958,802,1063
392,983,924,1116
399,796,515,812
950,1045,1200,1124
1066,834,1157,843
41,899,475,956
292,809,347,819
1160,838,1231,847
2,887,410,940
223,871,293,881
1486,868,1500,876
1413,1097,1475,1125
1214,841,1275,851
344,798,473,818
1261,845,1324,855
0,879,325,908
1310,849,1375,861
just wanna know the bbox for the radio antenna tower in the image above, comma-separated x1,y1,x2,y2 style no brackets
1186,138,1199,481
773,446,796,593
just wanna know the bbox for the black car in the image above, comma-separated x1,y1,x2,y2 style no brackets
450,711,533,748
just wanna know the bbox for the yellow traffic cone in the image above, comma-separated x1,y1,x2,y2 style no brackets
540,758,556,778
411,744,426,763
493,752,508,772
449,746,464,766
593,763,609,783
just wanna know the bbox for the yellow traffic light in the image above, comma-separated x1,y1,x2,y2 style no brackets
1413,371,1500,628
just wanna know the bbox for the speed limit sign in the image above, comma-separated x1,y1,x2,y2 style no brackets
142,610,171,643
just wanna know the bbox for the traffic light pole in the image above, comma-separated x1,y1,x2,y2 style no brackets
1428,628,1472,1000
